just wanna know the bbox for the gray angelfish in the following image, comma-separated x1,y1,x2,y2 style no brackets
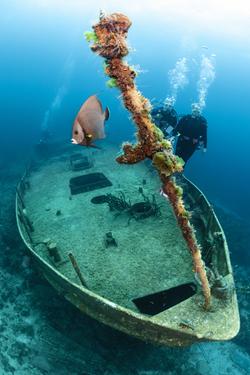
71,95,110,147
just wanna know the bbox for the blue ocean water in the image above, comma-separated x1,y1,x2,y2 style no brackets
1,1,250,219
0,1,250,374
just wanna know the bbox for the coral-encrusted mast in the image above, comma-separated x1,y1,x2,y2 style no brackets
87,12,211,309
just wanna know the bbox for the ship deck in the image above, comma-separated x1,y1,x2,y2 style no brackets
17,141,239,343
25,142,194,311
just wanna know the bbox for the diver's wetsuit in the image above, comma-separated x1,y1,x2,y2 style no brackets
151,107,178,138
173,114,207,163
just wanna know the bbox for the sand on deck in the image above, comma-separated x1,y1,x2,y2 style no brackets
26,142,194,311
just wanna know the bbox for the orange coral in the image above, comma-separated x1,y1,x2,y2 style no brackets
87,12,211,309
92,13,131,58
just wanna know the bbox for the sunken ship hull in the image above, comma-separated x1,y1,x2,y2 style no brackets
16,142,240,347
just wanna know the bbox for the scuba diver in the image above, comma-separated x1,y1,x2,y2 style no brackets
35,128,52,157
172,103,207,164
151,98,178,138
39,128,51,145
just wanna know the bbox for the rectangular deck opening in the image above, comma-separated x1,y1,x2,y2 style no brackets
69,173,112,195
70,154,92,171
133,282,197,316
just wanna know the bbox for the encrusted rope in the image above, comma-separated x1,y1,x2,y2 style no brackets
85,12,211,309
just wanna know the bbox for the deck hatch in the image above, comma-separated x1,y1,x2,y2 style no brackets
70,154,92,171
69,172,112,195
132,282,197,316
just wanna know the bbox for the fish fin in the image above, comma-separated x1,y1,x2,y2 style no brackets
89,143,102,150
81,95,102,113
83,131,101,149
82,127,92,142
85,133,96,147
86,133,93,141
95,96,103,112
104,107,110,121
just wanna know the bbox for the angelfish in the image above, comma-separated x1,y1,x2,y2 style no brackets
71,95,110,147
